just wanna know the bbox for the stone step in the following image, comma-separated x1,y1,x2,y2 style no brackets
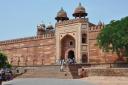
16,64,82,79
17,71,73,79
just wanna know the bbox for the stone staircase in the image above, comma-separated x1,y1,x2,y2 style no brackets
16,65,82,79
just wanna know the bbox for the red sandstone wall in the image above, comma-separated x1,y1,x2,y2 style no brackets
88,25,118,63
0,35,56,66
0,24,120,65
89,30,103,63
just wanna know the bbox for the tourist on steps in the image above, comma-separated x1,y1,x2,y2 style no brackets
60,59,64,72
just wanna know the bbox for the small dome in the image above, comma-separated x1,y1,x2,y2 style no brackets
37,27,45,32
37,22,46,36
46,25,54,30
73,3,87,18
37,23,45,32
37,23,45,29
57,8,67,17
55,8,69,21
74,3,86,14
39,23,45,28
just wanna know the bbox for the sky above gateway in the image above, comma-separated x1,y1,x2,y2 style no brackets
0,0,128,40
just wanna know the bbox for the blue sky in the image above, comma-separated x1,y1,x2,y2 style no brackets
0,0,128,40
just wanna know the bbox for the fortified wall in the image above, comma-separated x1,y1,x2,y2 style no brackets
0,3,120,66
0,31,56,66
89,24,118,63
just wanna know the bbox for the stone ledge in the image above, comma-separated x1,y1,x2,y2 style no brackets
78,68,128,78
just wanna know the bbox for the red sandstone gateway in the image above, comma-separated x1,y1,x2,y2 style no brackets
0,3,118,66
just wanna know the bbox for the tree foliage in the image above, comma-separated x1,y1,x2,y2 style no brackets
0,52,11,68
97,16,128,58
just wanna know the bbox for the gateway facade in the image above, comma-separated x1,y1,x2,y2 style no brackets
0,3,118,66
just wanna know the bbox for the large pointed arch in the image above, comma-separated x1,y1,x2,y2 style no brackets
61,34,75,60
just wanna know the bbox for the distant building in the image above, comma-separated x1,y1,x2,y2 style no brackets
0,3,118,66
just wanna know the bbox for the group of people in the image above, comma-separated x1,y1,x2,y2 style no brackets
59,58,76,72
0,68,13,85
67,58,76,64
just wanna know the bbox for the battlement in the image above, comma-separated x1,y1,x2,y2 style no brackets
0,32,55,45
89,25,104,32
55,18,88,27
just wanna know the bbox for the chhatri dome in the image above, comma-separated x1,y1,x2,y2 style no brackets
37,23,45,36
46,24,54,30
37,23,45,30
55,7,69,22
73,3,88,18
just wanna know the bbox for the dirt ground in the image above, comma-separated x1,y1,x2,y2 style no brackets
81,76,128,85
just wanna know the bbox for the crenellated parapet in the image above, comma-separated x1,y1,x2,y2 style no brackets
89,23,104,32
55,18,88,27
88,22,104,41
0,32,55,45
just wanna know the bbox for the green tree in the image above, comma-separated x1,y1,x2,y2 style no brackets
0,52,11,68
97,16,128,60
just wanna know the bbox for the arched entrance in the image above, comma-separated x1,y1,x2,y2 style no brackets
68,50,75,64
68,50,75,59
82,54,88,63
61,35,75,60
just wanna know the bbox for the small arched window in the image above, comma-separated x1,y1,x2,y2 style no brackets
70,41,73,46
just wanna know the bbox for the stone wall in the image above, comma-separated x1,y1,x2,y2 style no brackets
0,34,56,66
78,68,128,77
88,25,118,63
0,18,120,65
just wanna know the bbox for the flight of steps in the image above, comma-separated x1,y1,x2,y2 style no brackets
16,65,81,79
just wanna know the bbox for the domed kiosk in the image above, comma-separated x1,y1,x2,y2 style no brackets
55,8,69,22
73,3,88,18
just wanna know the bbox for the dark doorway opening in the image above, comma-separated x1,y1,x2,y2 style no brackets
68,50,75,64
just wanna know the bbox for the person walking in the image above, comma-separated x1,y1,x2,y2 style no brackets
9,70,13,80
60,59,64,72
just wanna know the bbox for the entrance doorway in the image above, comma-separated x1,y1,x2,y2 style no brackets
68,50,75,64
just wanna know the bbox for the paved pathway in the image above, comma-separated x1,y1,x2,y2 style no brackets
2,78,94,85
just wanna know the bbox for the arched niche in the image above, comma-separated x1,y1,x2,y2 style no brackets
81,54,88,63
61,35,75,60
